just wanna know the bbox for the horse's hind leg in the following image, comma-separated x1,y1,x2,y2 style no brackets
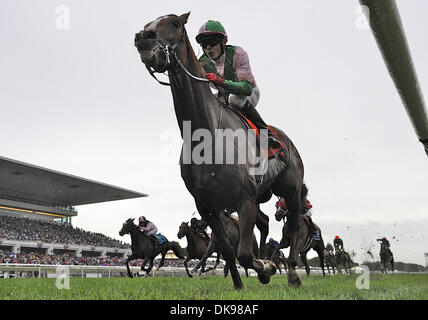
255,206,269,259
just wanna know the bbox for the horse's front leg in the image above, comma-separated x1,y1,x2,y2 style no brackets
300,252,310,277
157,250,167,271
144,259,154,277
140,257,150,273
183,257,192,278
126,254,139,278
191,240,216,274
237,200,276,286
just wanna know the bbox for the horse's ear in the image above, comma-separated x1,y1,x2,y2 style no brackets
179,12,191,25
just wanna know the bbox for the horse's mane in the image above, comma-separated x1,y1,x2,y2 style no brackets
301,183,308,200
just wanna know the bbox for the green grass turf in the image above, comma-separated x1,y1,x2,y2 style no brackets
0,274,427,300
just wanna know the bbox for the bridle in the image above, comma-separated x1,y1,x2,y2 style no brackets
275,199,288,222
144,27,209,87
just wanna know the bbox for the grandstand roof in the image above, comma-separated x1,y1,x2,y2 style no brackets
0,156,148,207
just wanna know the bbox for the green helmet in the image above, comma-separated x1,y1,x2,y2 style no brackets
196,20,228,43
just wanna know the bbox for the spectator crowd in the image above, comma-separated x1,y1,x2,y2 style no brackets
0,216,129,248
0,251,220,268
0,216,224,270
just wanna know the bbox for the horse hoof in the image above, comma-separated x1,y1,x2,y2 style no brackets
287,271,302,288
257,273,271,285
127,273,133,278
263,260,277,276
234,282,244,291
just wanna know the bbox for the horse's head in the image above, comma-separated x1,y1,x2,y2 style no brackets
275,207,287,222
134,12,190,73
177,221,189,239
274,198,288,222
119,218,135,236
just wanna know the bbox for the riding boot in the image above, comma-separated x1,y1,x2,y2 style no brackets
241,101,282,149
149,234,158,245
307,217,315,238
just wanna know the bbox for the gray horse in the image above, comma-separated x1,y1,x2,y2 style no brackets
135,12,306,289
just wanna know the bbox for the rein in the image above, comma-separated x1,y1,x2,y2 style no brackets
146,29,209,87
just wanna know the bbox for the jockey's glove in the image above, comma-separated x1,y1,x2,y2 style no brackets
206,73,225,86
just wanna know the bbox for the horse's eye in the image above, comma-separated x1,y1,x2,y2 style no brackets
172,20,180,29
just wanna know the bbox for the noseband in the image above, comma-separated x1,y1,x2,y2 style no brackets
145,28,209,86
275,207,288,222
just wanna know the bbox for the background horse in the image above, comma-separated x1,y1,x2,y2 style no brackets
119,218,185,277
135,12,305,289
274,203,326,277
177,221,220,277
225,205,270,260
380,244,394,274
335,249,353,274
191,211,260,278
263,241,287,274
324,244,337,275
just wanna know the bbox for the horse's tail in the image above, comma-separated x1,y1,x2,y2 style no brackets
168,241,186,259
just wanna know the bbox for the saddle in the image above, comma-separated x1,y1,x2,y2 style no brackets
233,108,287,161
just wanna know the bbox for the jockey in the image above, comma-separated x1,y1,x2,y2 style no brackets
303,199,316,238
268,237,279,247
333,235,344,252
138,216,159,243
196,20,281,149
377,237,392,254
325,243,334,254
275,197,315,237
190,217,210,241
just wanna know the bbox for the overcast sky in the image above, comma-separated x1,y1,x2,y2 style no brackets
1,0,427,265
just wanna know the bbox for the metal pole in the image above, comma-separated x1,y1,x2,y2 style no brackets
359,0,428,156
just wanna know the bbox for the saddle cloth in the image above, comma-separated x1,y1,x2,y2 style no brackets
301,215,320,251
154,233,168,245
233,109,287,161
